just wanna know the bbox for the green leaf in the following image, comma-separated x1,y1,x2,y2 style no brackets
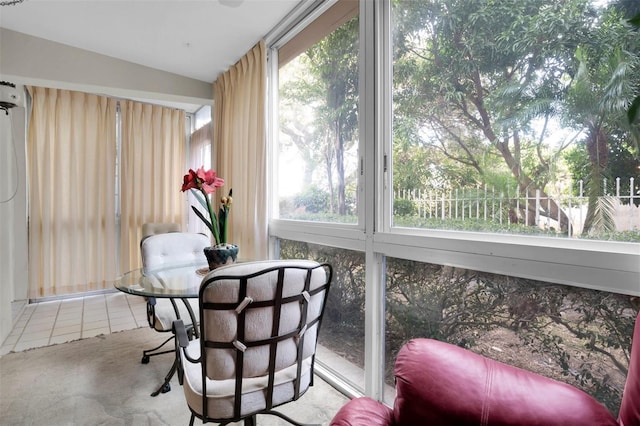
191,205,213,235
190,189,208,210
628,96,640,125
591,196,617,234
218,208,227,244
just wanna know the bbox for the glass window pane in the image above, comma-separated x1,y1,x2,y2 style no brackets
384,256,637,414
391,0,640,241
278,239,365,392
276,5,359,223
194,105,211,130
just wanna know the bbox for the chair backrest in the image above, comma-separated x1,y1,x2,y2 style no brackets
198,259,332,420
141,222,181,239
140,232,209,272
618,310,640,426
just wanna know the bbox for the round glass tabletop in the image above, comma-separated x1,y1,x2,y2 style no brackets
115,262,209,298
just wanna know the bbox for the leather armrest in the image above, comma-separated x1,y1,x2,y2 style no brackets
330,397,394,426
393,339,618,426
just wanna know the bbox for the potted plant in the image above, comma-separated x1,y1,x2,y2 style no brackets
181,167,238,269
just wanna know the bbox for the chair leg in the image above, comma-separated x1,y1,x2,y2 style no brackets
150,357,178,396
141,335,174,364
189,413,195,426
244,415,256,426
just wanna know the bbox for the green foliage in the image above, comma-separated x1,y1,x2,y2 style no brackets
390,0,638,235
579,229,640,242
563,140,640,204
278,240,366,361
293,186,330,213
385,258,637,416
393,198,416,216
279,16,359,216
280,212,358,224
278,238,636,415
626,11,640,138
589,195,618,234
394,216,560,235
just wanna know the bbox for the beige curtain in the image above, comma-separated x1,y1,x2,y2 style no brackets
213,40,268,261
190,122,212,169
27,87,118,298
187,122,213,236
120,101,186,271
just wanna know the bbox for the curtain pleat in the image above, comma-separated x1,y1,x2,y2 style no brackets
190,122,212,168
120,101,186,272
27,87,118,298
187,122,213,236
213,40,268,261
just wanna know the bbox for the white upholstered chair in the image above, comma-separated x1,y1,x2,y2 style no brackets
139,231,209,395
174,259,333,426
139,223,181,362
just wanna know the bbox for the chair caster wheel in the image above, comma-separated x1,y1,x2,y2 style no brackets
141,355,150,364
161,383,171,393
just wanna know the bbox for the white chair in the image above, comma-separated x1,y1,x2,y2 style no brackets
139,231,209,395
174,259,333,425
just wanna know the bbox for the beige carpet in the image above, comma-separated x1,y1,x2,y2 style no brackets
0,327,348,425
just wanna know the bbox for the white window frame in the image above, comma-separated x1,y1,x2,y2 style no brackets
266,0,640,403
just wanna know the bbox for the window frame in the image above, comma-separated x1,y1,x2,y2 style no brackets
266,0,640,402
268,0,364,228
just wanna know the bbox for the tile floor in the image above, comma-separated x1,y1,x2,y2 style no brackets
1,291,148,356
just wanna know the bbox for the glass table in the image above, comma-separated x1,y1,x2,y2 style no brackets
115,262,209,396
115,262,209,298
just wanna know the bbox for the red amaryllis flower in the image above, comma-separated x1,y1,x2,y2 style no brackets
181,166,231,246
181,169,200,192
181,167,224,194
199,168,224,194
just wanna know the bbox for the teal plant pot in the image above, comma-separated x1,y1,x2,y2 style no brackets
203,244,239,270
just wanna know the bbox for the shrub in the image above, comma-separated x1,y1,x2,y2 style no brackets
394,198,416,216
294,186,330,213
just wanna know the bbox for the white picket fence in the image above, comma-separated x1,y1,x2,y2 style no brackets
395,178,640,236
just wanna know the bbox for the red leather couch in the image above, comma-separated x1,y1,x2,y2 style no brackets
331,311,640,426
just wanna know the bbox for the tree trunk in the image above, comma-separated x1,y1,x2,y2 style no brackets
582,123,609,234
334,121,346,215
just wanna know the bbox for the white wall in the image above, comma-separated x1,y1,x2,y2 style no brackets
0,28,214,344
0,28,213,106
0,93,27,343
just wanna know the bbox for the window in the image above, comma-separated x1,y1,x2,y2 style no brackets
194,105,212,131
391,0,640,241
384,257,636,414
278,239,366,393
267,0,639,403
187,122,212,235
275,0,360,223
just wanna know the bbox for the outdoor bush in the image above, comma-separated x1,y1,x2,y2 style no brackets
294,186,330,213
276,238,637,417
394,198,417,216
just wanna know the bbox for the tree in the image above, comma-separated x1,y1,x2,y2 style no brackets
279,18,359,216
305,18,359,215
280,65,328,189
564,5,639,233
392,0,620,231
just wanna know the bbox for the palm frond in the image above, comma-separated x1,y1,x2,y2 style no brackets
599,54,633,113
590,195,617,234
